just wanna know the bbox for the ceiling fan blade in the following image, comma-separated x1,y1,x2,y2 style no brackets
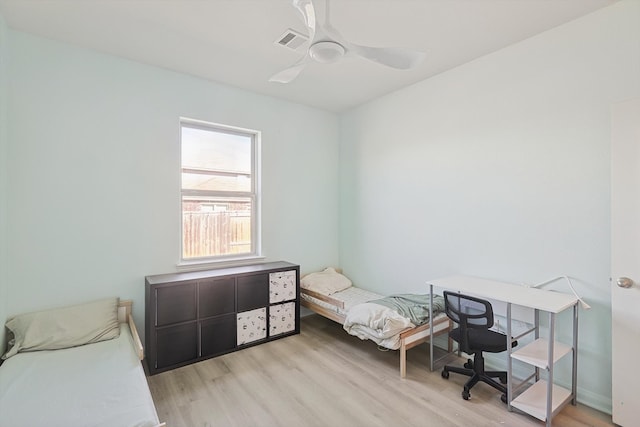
293,0,316,39
269,56,310,83
350,44,426,70
317,1,424,70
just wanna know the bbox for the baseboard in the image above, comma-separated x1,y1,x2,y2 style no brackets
573,386,612,415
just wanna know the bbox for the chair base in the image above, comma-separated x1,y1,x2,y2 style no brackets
442,356,508,401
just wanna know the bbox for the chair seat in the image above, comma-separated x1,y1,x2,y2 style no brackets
442,291,518,402
450,327,513,353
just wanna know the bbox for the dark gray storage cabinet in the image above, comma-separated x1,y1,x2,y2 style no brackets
145,261,299,375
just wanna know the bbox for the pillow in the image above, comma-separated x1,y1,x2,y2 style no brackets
2,297,120,360
301,267,352,296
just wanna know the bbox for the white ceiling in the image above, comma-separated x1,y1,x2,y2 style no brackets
0,0,616,112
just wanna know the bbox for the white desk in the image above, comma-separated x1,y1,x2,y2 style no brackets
427,275,579,427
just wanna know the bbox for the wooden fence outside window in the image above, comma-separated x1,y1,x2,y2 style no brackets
183,211,251,258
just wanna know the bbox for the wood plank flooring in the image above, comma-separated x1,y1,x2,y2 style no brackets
147,314,613,427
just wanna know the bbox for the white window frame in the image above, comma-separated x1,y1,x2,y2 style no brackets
177,118,262,269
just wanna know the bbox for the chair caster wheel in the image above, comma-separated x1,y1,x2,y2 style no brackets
441,369,449,379
501,393,508,404
464,359,473,369
462,389,470,400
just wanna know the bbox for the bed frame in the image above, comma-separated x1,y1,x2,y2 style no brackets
117,299,144,360
119,300,166,426
301,287,451,378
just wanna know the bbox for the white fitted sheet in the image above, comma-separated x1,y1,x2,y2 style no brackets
0,324,160,427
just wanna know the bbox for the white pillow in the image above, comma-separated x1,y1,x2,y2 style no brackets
2,297,120,360
301,267,352,296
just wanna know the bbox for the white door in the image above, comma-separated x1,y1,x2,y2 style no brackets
611,98,640,426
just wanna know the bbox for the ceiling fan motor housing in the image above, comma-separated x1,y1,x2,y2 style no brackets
309,41,345,63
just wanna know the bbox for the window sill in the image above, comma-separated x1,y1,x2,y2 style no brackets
176,255,266,272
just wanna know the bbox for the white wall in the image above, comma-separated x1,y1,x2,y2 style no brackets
0,15,8,354
5,31,340,339
340,0,639,413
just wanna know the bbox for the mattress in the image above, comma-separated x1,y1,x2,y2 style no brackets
0,324,160,427
301,285,384,316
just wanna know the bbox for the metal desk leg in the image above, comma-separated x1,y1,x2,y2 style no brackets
507,302,513,411
572,303,578,405
429,284,434,372
546,312,555,427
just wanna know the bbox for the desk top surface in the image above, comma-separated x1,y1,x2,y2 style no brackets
427,275,578,313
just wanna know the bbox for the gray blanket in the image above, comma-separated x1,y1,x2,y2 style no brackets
371,294,445,325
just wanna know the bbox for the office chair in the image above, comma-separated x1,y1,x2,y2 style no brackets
440,291,517,402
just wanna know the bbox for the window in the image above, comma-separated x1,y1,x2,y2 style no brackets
180,119,260,262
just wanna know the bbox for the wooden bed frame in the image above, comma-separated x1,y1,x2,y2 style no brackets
117,300,144,360
301,287,451,378
119,300,166,427
118,300,166,426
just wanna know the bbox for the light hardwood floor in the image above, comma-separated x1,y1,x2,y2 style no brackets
147,314,613,427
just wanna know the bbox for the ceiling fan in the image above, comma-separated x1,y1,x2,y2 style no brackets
269,0,426,83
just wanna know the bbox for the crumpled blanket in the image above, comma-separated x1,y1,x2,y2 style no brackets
342,294,445,350
372,294,445,326
343,302,413,349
